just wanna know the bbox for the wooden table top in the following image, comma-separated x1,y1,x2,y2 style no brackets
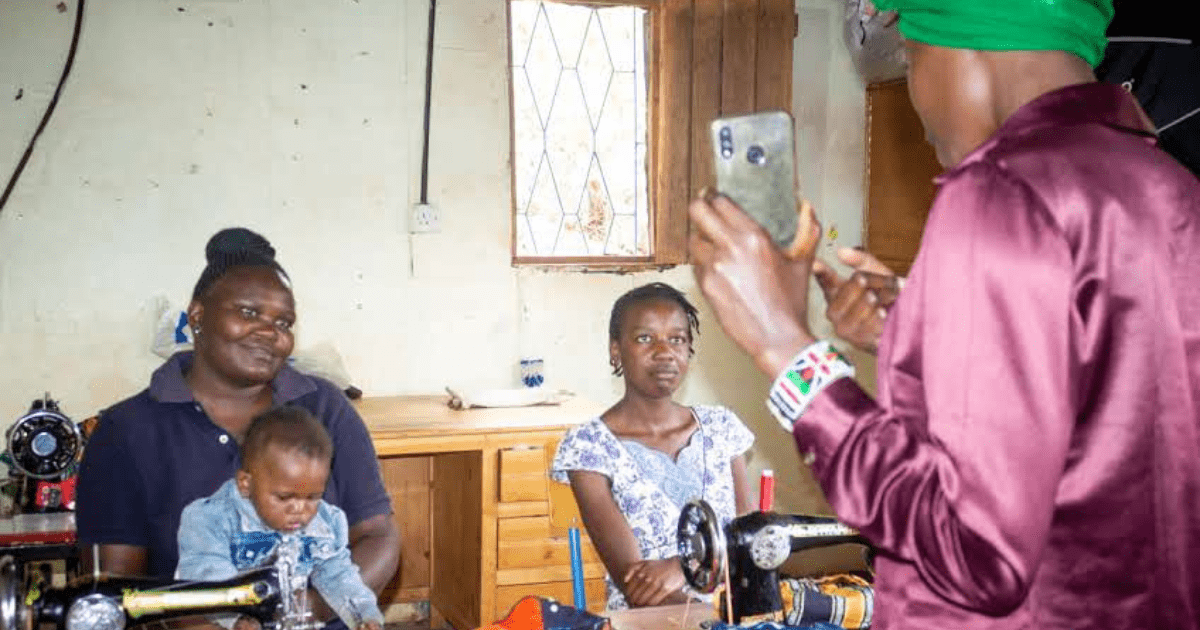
354,394,606,439
607,603,712,630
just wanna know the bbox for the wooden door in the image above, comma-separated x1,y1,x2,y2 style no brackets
863,80,941,276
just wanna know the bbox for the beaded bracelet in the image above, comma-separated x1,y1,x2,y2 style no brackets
766,340,855,430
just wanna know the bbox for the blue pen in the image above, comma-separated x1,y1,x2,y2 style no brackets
568,525,586,610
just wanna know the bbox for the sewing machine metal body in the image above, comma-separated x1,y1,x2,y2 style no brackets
678,499,871,624
0,547,321,630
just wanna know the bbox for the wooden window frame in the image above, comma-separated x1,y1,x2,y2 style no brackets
508,0,796,270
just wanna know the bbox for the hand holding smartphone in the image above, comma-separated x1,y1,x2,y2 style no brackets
691,110,825,378
710,110,799,249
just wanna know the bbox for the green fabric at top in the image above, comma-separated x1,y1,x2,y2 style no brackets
871,0,1114,67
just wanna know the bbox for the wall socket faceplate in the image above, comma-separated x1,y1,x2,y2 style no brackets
410,203,440,233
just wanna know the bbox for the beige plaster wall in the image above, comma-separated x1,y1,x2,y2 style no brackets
0,0,868,513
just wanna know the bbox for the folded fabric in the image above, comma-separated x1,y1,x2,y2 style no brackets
446,386,574,409
713,574,874,630
781,575,873,629
708,622,843,630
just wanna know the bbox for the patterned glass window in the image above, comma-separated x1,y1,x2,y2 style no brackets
510,1,650,259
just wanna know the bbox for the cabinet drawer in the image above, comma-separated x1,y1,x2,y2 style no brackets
495,562,607,586
499,446,549,503
497,532,602,570
496,514,606,587
493,579,608,620
498,515,569,541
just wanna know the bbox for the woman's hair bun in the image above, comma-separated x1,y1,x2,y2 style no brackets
191,227,289,300
205,227,276,264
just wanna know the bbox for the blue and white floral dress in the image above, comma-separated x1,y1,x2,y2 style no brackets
550,405,754,610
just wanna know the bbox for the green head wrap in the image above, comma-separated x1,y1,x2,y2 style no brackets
871,0,1114,67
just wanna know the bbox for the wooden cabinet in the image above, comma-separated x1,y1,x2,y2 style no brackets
357,396,609,629
493,445,607,617
863,79,942,276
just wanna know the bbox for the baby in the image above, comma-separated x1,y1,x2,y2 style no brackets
176,406,384,630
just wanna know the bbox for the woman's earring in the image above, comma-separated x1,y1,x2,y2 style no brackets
192,326,201,336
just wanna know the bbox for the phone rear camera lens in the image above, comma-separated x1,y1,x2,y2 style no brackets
746,145,766,165
719,127,732,139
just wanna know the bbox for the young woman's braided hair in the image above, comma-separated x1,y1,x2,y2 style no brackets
607,282,700,376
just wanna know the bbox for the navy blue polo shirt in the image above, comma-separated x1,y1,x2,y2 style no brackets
76,351,393,580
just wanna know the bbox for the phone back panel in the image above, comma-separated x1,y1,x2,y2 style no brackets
710,111,798,247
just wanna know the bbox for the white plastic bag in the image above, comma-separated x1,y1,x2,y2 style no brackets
151,297,193,359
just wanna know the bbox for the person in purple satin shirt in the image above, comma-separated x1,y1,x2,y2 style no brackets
688,0,1200,628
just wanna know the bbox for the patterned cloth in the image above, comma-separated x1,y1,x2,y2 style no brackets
176,479,383,628
781,576,873,629
708,622,842,630
551,406,754,611
711,575,874,629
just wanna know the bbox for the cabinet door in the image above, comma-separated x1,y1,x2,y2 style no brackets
864,80,941,276
498,446,550,504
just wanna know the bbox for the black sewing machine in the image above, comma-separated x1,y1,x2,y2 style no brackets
677,499,872,624
0,546,321,630
3,394,84,513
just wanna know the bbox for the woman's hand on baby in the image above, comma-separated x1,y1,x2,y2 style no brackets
621,558,687,607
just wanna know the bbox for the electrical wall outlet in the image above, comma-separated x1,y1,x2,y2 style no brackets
410,203,440,233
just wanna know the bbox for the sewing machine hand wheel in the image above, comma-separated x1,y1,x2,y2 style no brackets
0,556,30,630
677,500,726,594
7,396,81,480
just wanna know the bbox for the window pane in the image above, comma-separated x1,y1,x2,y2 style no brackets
511,1,649,258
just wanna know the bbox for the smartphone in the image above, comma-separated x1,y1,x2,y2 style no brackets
710,111,798,248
